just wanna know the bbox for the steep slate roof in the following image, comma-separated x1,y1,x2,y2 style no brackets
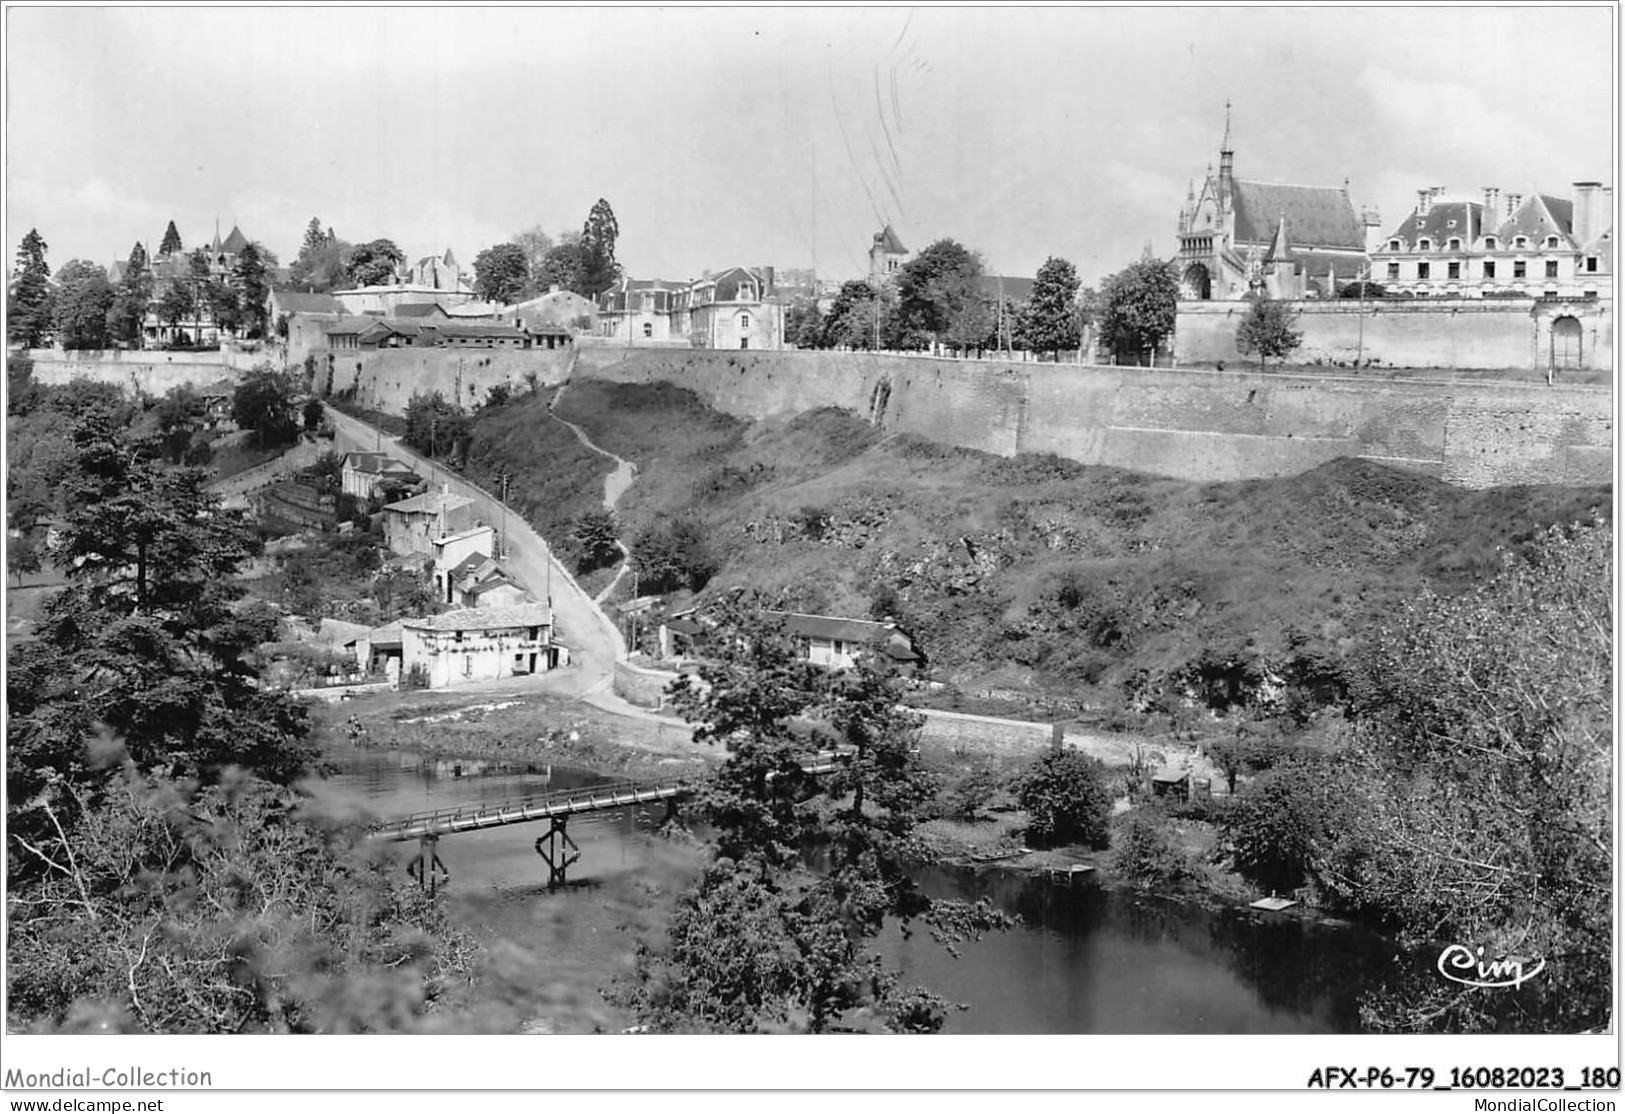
220,226,250,255
1381,200,1485,250
394,302,447,318
1230,181,1366,249
1498,194,1577,248
400,603,552,633
272,290,345,314
385,490,475,516
873,224,908,254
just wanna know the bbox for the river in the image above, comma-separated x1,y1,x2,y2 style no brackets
317,743,1392,1034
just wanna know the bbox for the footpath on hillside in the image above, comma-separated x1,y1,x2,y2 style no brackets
547,380,639,604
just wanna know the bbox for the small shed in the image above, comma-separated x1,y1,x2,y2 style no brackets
1150,766,1191,800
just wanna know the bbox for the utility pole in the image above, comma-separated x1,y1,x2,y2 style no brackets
1355,265,1367,371
496,469,510,559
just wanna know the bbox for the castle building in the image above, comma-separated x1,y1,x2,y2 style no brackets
1370,183,1613,300
1175,113,1374,300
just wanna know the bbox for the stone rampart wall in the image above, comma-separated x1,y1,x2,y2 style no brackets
573,348,1612,488
317,347,573,413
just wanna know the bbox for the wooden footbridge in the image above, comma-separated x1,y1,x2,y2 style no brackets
368,759,840,893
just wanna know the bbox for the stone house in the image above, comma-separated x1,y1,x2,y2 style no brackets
398,603,561,688
672,266,785,350
340,451,419,502
431,525,497,603
383,490,479,557
660,608,924,674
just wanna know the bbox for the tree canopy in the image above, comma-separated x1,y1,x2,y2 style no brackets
344,239,404,288
289,218,351,292
53,261,115,350
578,199,621,297
1017,256,1083,357
231,365,300,447
1099,259,1179,361
107,242,153,347
896,238,989,352
232,243,271,337
1235,295,1303,369
472,242,530,304
8,229,55,347
613,600,1003,1032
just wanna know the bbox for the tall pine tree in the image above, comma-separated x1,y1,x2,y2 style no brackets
8,229,54,347
578,198,621,297
158,220,184,258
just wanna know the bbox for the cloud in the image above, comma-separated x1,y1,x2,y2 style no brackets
1103,159,1186,214
1354,65,1564,171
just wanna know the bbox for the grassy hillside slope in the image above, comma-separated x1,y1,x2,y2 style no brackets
526,380,1609,719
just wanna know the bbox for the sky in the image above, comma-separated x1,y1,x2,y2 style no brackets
4,5,1617,289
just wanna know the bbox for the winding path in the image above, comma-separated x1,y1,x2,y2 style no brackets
321,403,625,697
547,381,638,604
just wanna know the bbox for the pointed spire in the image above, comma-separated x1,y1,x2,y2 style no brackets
1265,215,1292,263
1221,99,1233,154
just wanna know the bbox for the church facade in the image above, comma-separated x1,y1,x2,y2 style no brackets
1175,121,1377,301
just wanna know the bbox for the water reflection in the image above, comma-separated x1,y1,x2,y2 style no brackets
317,745,1390,1033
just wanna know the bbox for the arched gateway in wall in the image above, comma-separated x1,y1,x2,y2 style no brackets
1180,263,1212,301
1551,315,1584,369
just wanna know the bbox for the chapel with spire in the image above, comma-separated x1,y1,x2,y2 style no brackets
1175,105,1377,300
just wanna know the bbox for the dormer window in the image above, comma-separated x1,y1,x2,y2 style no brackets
1388,239,1401,252
1514,236,1529,249
1544,235,1560,249
1484,236,1498,250
1418,238,1432,252
1448,238,1462,251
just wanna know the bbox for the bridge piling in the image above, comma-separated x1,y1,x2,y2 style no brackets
407,833,449,895
535,817,580,889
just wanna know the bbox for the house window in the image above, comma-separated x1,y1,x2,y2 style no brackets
1545,260,1558,278
1514,261,1527,279
642,322,653,338
1514,236,1529,248
528,626,540,641
1417,262,1430,280
1586,257,1598,273
739,313,750,329
454,630,464,643
1418,238,1432,252
1483,260,1496,279
1484,236,1497,250
1388,239,1401,251
1386,262,1400,280
1545,235,1559,249
1448,238,1461,251
1447,262,1460,280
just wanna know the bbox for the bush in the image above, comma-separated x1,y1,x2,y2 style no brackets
633,518,718,594
1110,809,1196,888
932,761,1005,823
1016,749,1111,849
1217,758,1341,894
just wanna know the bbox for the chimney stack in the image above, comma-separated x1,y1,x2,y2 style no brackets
1506,192,1523,218
1483,187,1500,231
1572,182,1602,246
1417,189,1432,217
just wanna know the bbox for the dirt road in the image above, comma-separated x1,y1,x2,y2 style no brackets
322,403,626,698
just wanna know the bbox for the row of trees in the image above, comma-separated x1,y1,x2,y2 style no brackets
8,229,274,350
472,198,622,305
787,243,1092,359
